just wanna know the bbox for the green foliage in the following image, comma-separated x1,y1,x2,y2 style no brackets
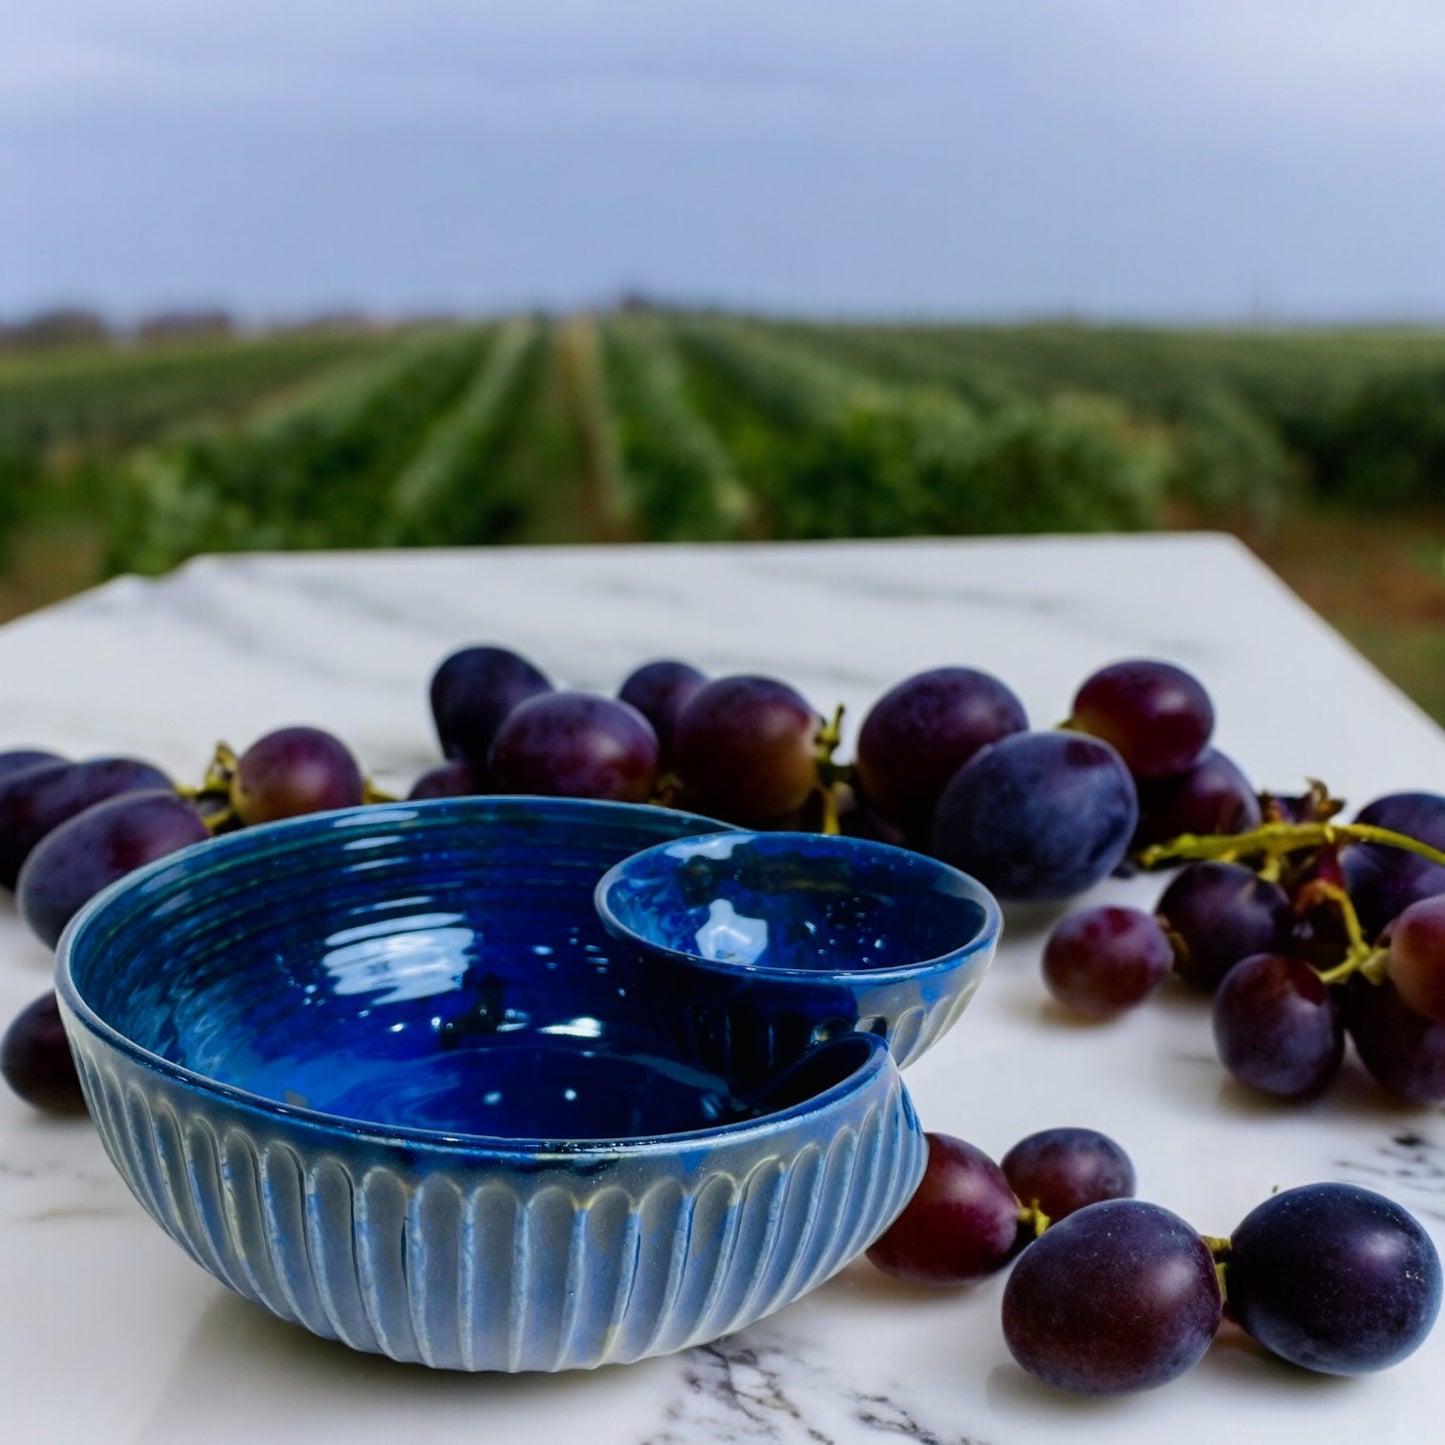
672,318,1171,538
599,317,755,540
106,327,490,573
1313,367,1445,507
382,319,545,545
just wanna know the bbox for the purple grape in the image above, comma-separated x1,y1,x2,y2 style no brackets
1156,861,1292,992
865,1133,1023,1284
0,756,173,888
407,758,490,800
1001,1199,1222,1394
1345,974,1445,1105
1226,1183,1441,1374
488,691,658,803
930,731,1137,902
1042,905,1173,1018
1133,748,1262,848
230,726,364,825
1386,894,1445,1024
617,660,706,764
0,748,65,780
17,790,209,948
429,645,553,765
1211,953,1343,1099
855,667,1028,836
1343,791,1445,940
1,993,85,1114
673,675,821,827
1000,1128,1136,1222
1070,659,1214,781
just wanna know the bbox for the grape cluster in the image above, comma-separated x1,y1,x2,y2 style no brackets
868,1128,1440,1395
0,724,369,1110
1038,663,1445,1106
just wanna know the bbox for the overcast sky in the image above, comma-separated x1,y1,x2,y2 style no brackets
3,1,1443,322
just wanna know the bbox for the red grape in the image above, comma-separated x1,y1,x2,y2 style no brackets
17,790,209,947
488,691,659,803
1000,1128,1135,1222
855,667,1027,837
672,675,821,827
1001,1198,1222,1394
429,645,552,766
1345,973,1445,1105
1210,953,1343,1099
1042,905,1172,1017
1226,1183,1441,1375
230,725,365,824
1385,894,1445,1024
618,659,706,764
1069,658,1214,780
1,993,85,1114
865,1133,1022,1285
1133,747,1261,847
1156,860,1291,992
407,758,490,800
930,731,1137,902
1343,791,1445,940
0,756,172,888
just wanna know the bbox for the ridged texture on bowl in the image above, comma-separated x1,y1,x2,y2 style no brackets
65,1022,923,1371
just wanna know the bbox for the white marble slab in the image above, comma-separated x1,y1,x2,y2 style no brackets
1,534,1441,1444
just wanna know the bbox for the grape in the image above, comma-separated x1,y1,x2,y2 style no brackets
230,726,365,824
1343,791,1445,939
1133,748,1261,848
429,645,552,766
865,1133,1022,1284
1000,1128,1135,1222
17,790,209,948
930,731,1137,902
1,993,85,1114
1156,861,1291,992
855,667,1028,837
1001,1199,1221,1394
1226,1183,1442,1374
488,691,659,804
617,660,706,764
0,756,172,889
1386,895,1445,1023
1069,659,1214,781
0,748,65,780
407,758,489,800
1210,953,1343,1099
1345,973,1445,1105
1041,905,1172,1018
672,675,821,827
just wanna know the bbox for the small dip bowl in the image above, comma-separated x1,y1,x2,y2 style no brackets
55,797,926,1372
595,830,1001,1075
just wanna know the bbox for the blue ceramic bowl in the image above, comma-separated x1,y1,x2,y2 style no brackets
55,797,926,1372
595,830,1001,1075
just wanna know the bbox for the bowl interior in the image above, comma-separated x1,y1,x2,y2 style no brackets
596,831,997,976
56,797,811,1142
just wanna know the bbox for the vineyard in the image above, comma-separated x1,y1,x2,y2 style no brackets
2,311,1444,713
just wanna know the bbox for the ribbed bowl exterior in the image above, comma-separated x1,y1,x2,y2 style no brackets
63,1018,923,1371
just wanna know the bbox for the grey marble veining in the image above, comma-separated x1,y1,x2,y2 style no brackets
1,534,1442,1444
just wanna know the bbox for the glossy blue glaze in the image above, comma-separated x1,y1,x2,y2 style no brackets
595,830,1001,1074
55,797,927,1371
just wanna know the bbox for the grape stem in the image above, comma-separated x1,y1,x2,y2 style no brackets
1137,820,1445,874
813,703,849,836
1202,1234,1232,1303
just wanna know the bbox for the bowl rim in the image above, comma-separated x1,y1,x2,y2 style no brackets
594,828,1003,984
54,796,902,1160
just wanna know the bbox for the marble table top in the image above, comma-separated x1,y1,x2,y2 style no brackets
2,534,1441,1443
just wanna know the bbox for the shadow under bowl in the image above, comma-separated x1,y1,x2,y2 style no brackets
595,830,1001,1074
55,796,926,1372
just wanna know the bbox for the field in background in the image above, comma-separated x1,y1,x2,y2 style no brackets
1,313,1442,721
